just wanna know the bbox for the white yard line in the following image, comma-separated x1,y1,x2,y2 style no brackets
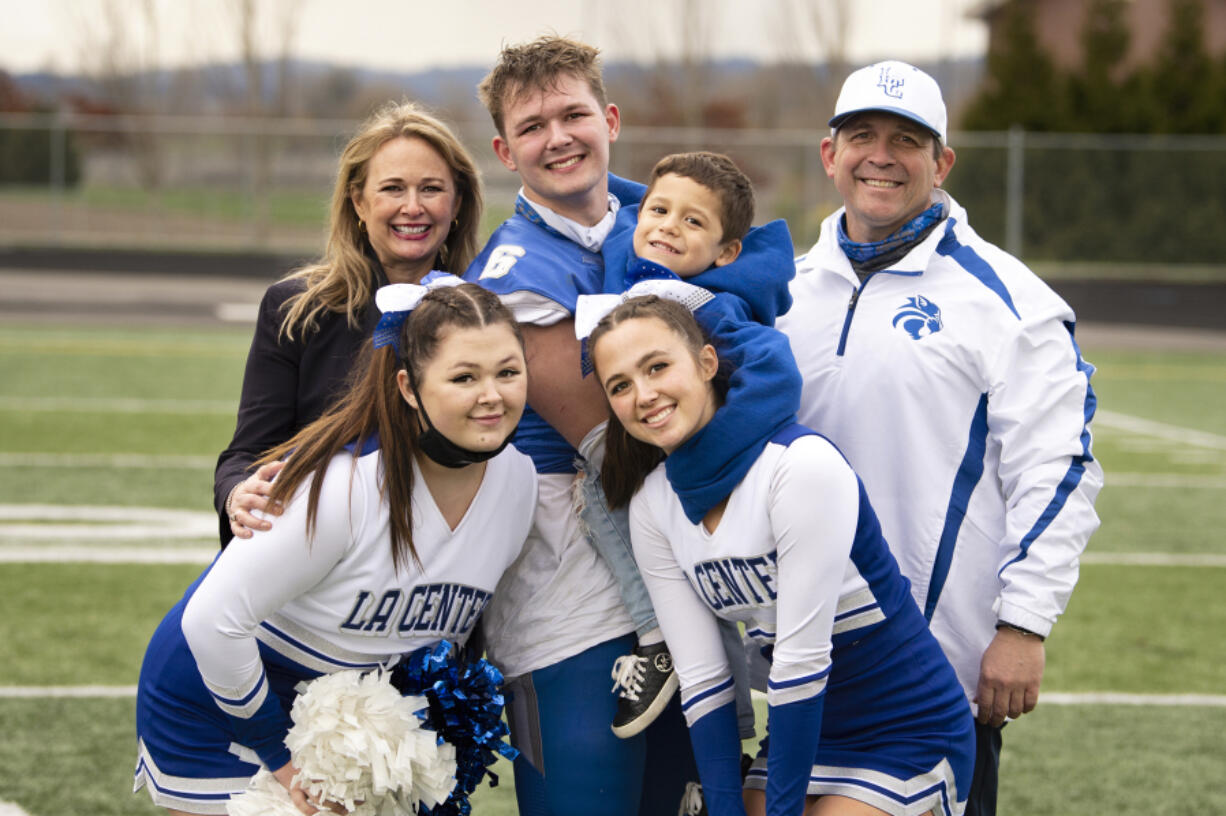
0,546,215,563
1041,692,1226,707
0,685,138,697
0,801,32,816
8,686,1224,707
1095,410,1226,451
0,505,217,542
0,396,235,414
1109,472,1226,488
0,452,214,468
748,690,1226,707
1080,552,1226,567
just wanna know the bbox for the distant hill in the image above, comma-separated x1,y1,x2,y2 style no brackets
11,56,983,125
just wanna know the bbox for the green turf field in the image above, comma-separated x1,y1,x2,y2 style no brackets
1,321,1224,815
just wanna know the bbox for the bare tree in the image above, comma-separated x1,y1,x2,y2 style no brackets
763,0,850,126
71,0,167,188
230,0,302,243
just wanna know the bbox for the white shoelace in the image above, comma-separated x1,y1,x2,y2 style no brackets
678,781,705,816
610,654,646,700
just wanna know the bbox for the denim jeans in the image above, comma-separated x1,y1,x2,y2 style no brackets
577,467,658,636
577,467,756,737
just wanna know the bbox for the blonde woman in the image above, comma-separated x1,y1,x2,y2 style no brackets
215,101,482,545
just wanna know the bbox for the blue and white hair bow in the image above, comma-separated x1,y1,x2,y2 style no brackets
573,278,715,374
372,274,464,353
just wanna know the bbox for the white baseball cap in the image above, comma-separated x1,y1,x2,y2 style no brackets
828,60,947,144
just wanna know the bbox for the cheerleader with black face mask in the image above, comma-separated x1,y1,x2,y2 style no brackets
134,281,536,815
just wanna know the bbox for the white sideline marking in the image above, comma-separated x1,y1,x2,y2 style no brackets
0,504,217,541
0,800,32,816
747,690,1226,707
0,546,215,564
216,302,260,322
1095,410,1226,451
0,396,235,414
1109,472,1226,489
0,452,214,469
11,687,1225,706
1042,692,1226,707
1081,552,1226,567
0,685,138,698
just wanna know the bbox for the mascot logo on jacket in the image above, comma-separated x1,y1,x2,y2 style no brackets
892,295,943,339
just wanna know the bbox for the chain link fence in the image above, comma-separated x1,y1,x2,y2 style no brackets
2,112,1224,275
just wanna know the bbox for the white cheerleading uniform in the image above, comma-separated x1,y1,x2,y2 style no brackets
778,192,1102,707
133,444,536,814
630,428,974,816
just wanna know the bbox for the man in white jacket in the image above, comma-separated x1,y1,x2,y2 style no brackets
778,60,1102,816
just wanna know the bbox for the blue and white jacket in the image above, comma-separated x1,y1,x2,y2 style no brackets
778,191,1103,707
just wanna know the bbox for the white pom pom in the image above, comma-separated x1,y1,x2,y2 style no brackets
411,739,457,809
285,669,456,813
226,768,303,816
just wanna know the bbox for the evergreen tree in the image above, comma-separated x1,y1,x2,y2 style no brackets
1145,0,1218,133
1067,0,1139,133
961,1,1068,131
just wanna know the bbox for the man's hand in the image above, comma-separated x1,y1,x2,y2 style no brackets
974,626,1045,726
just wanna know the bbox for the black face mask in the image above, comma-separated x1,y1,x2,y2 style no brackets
405,365,513,469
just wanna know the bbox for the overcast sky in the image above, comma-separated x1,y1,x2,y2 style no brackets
2,0,988,76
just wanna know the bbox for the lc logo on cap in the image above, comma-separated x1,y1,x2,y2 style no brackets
829,60,948,145
877,65,906,99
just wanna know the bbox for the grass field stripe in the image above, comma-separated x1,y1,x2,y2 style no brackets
1081,552,1226,567
5,546,1219,567
1109,472,1226,488
0,452,214,468
0,395,236,414
747,690,1226,707
0,504,217,543
1095,410,1226,450
10,687,1225,706
0,504,216,523
1042,692,1226,707
0,685,138,697
0,546,215,563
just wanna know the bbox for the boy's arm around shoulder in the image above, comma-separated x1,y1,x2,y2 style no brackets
690,219,796,325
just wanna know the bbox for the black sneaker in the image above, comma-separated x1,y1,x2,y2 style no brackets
610,641,679,738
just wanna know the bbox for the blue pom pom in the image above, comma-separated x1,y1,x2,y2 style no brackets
393,641,519,816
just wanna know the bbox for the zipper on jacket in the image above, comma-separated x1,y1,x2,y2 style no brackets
836,274,872,356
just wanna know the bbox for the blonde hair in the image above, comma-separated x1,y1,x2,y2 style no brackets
280,101,483,340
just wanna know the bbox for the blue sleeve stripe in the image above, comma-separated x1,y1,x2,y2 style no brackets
1066,321,1098,462
208,667,266,707
834,601,880,622
936,220,1020,320
745,627,774,640
205,668,270,719
680,676,735,712
207,666,267,705
767,665,831,691
1000,459,1087,575
259,622,385,671
924,392,989,621
1000,324,1098,575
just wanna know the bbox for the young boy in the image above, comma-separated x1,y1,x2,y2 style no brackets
576,151,801,738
